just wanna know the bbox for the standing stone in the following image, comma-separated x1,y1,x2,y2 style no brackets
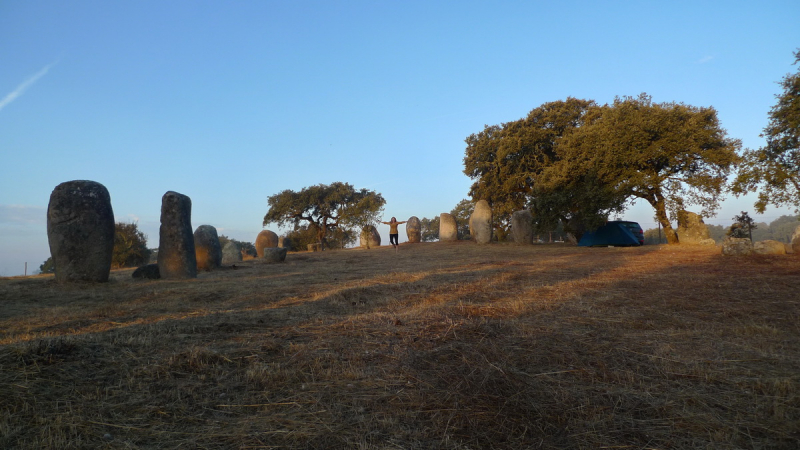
262,247,288,262
255,230,279,257
721,237,753,256
511,210,535,245
278,237,292,250
791,225,800,253
469,200,493,244
406,216,422,243
158,191,196,279
47,180,115,283
753,240,786,255
132,264,160,279
360,225,381,249
439,213,458,241
194,225,222,271
677,210,711,244
221,241,242,264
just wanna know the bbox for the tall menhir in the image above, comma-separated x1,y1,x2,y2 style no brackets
158,191,197,279
47,180,115,282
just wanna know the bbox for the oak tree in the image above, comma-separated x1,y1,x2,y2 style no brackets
464,98,597,237
263,182,385,250
543,94,741,244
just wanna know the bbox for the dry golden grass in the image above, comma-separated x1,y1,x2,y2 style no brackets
1,241,799,449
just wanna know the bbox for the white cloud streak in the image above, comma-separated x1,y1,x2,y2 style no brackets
0,59,60,113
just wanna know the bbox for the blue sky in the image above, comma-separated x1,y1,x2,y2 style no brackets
1,1,798,276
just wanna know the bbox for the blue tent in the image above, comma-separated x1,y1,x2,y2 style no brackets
578,221,642,247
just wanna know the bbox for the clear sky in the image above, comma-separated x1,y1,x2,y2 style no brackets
1,1,798,276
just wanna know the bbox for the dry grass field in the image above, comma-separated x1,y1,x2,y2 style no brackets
1,241,799,449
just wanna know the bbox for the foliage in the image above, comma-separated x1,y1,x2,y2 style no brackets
112,222,150,268
643,228,666,245
728,211,757,240
706,224,727,243
450,199,475,240
283,224,355,251
734,50,800,212
464,95,740,243
218,235,257,257
543,94,741,244
419,216,440,242
464,98,597,238
39,257,55,274
760,214,800,242
263,182,385,250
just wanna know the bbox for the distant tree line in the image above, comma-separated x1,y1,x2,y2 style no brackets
643,215,799,245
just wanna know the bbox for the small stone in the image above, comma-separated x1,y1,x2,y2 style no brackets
255,230,279,257
753,240,786,255
360,225,381,249
221,241,242,264
722,237,753,256
132,264,160,279
406,216,422,243
262,247,287,262
511,210,534,245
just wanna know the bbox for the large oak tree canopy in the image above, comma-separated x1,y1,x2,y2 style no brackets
263,182,385,249
464,94,741,243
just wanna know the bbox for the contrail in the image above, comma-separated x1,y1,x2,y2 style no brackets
0,59,60,113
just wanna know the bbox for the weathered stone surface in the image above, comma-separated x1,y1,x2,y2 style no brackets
439,213,458,242
677,210,711,244
262,247,288,262
511,210,534,245
406,216,422,243
278,237,292,250
221,241,242,264
469,200,493,244
698,238,717,246
255,230,279,257
194,225,222,271
360,225,381,249
792,225,800,253
753,240,786,255
132,264,160,279
47,180,115,283
721,237,753,256
158,191,197,279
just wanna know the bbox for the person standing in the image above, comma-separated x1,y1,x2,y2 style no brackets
381,217,407,250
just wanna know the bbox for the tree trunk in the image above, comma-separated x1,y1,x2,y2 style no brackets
650,196,679,244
